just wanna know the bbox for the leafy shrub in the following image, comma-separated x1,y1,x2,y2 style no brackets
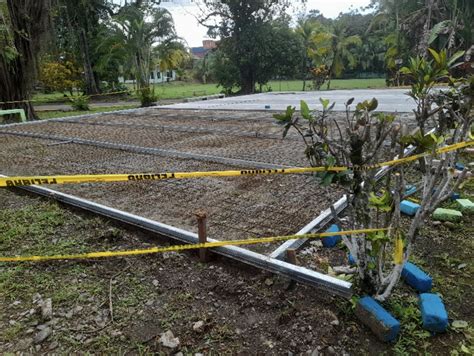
138,86,157,107
40,61,82,94
69,95,90,111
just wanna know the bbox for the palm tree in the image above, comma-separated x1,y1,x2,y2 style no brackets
325,21,362,90
295,18,319,91
110,3,175,90
153,38,190,76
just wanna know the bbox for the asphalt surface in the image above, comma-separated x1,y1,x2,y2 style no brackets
165,88,417,112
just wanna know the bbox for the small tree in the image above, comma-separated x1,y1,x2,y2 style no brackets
275,49,472,300
39,61,82,95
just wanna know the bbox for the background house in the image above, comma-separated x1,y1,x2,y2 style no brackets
191,40,217,59
118,69,177,84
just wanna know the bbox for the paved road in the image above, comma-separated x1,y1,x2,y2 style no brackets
165,89,417,112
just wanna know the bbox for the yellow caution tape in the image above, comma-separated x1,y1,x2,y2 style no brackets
0,141,472,188
393,236,404,265
0,228,387,263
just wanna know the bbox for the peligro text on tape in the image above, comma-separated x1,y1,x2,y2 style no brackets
1,140,472,188
0,228,388,263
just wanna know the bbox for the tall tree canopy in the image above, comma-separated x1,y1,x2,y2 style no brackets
52,0,115,95
199,0,294,94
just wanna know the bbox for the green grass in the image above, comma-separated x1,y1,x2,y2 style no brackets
37,105,138,120
149,82,223,100
31,92,70,103
31,78,388,104
264,78,387,91
149,78,387,98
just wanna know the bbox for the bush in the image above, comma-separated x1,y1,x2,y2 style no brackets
274,49,472,301
40,61,82,94
69,95,90,111
138,86,157,107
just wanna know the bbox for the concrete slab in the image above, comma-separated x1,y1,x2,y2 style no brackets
165,89,416,112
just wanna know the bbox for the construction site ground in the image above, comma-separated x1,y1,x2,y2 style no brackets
0,107,472,354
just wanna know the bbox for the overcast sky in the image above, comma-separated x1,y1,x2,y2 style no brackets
160,0,372,47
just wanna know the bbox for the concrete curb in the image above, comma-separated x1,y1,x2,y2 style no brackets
419,293,448,333
401,262,432,293
400,200,421,216
432,208,463,222
355,296,400,342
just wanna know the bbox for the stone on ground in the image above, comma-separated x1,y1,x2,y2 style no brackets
355,296,400,342
455,199,474,214
193,320,205,333
432,208,463,222
34,327,52,344
159,330,180,349
401,262,432,293
400,200,420,216
40,298,53,321
419,293,448,333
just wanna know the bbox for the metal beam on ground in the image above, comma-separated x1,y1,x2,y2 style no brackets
1,175,352,298
0,130,294,170
270,195,348,260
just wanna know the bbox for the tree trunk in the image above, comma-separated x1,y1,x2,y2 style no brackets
0,0,52,121
240,71,255,94
79,28,100,95
419,0,435,57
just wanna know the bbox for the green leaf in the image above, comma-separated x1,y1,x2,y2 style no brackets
321,173,335,186
447,50,465,67
428,48,441,64
300,100,311,120
319,98,330,109
326,155,336,167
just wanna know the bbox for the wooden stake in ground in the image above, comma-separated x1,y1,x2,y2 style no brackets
195,211,209,262
286,249,298,265
286,249,298,290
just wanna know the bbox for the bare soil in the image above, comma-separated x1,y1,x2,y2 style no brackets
0,108,472,354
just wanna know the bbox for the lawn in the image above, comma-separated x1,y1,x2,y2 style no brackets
37,105,138,120
31,78,387,104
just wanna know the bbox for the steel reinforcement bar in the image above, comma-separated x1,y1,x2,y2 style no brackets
53,120,299,141
1,175,352,298
0,130,294,170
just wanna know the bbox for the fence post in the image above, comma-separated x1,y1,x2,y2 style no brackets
196,211,209,262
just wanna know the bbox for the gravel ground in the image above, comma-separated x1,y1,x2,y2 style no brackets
0,109,348,254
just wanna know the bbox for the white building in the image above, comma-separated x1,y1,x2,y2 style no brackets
119,69,177,85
